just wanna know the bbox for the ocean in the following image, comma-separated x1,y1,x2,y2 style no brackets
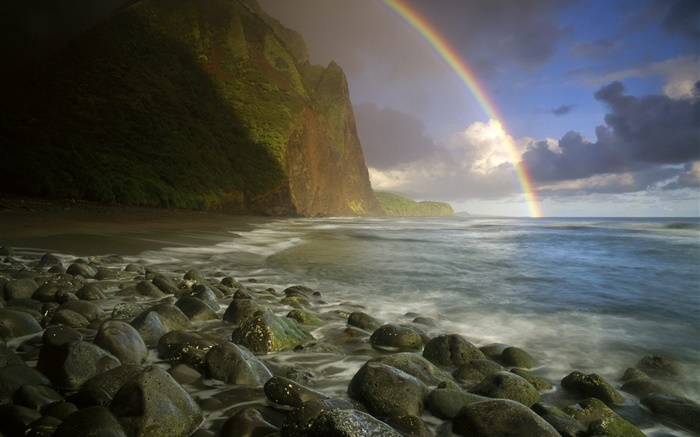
5,216,699,435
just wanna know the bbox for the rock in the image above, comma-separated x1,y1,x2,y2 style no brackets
131,303,191,346
370,352,460,388
124,263,145,274
79,364,144,401
175,296,219,322
510,368,553,390
4,278,39,300
471,371,542,407
0,404,43,436
347,311,382,333
13,384,63,410
36,340,121,389
348,361,429,417
423,334,485,367
111,365,203,437
192,285,221,310
0,365,51,404
135,280,167,298
287,308,322,325
640,393,700,434
479,343,509,360
66,263,97,278
500,346,536,368
184,268,208,285
532,402,588,437
453,399,561,437
32,283,66,302
42,401,78,420
452,359,505,386
151,274,180,295
95,266,119,280
111,302,150,320
223,299,263,324
563,397,645,437
204,341,272,385
25,414,62,436
37,254,62,268
56,300,105,322
383,415,430,437
561,371,624,405
283,285,317,297
0,342,25,367
220,407,279,437
264,376,329,408
621,367,649,381
75,283,107,301
0,308,43,339
294,341,342,354
620,376,684,398
54,405,126,437
158,330,224,370
282,397,358,437
94,320,149,365
232,309,315,353
309,409,402,437
637,355,683,377
427,387,488,419
50,308,90,327
369,324,423,352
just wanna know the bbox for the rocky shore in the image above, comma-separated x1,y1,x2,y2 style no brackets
1,241,699,436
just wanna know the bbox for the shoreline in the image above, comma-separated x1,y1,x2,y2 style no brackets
0,194,271,255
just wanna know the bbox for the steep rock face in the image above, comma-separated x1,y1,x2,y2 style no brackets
0,0,383,217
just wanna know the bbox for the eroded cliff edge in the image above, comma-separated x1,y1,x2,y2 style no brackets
0,0,384,217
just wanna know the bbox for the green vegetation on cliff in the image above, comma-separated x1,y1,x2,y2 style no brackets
0,0,384,216
375,192,455,217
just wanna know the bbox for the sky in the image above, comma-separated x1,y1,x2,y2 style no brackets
258,0,700,217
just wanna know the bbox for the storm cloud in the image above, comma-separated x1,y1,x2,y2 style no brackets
521,81,699,193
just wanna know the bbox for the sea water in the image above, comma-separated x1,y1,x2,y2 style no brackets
13,216,698,435
133,217,700,406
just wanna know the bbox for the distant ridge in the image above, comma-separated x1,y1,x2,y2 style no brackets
375,192,455,217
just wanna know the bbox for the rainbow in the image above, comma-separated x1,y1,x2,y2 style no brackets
382,0,543,218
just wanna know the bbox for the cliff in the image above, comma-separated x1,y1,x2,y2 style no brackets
0,0,384,217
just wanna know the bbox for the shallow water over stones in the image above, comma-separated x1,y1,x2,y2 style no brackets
0,242,698,437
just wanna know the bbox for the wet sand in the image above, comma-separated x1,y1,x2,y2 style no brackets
0,195,270,256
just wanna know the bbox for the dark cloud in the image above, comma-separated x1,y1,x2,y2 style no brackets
662,0,700,41
354,103,439,170
521,81,700,190
550,104,576,116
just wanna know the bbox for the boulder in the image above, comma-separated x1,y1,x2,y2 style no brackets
175,296,219,322
531,402,588,437
453,399,560,437
56,300,105,322
135,280,167,298
131,303,191,346
54,405,126,437
4,278,39,300
37,254,62,268
500,346,536,368
0,365,51,404
158,330,224,371
281,397,357,437
427,387,488,419
287,308,322,325
348,361,428,417
0,342,25,367
192,285,221,311
369,324,422,351
110,365,203,437
309,409,402,437
370,352,460,388
204,342,272,385
0,308,43,339
452,359,504,386
223,299,263,324
620,376,684,398
0,404,42,436
347,311,382,333
471,371,542,407
151,274,180,295
50,308,90,327
66,263,97,278
220,407,279,437
563,397,645,437
231,309,315,353
510,368,553,391
36,340,121,389
561,371,624,404
13,384,63,410
636,355,683,377
423,334,485,367
75,283,107,301
79,364,144,401
264,376,329,408
641,393,700,434
94,320,149,365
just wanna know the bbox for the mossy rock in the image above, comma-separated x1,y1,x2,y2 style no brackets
471,371,542,407
561,371,624,405
563,397,645,437
232,309,315,353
